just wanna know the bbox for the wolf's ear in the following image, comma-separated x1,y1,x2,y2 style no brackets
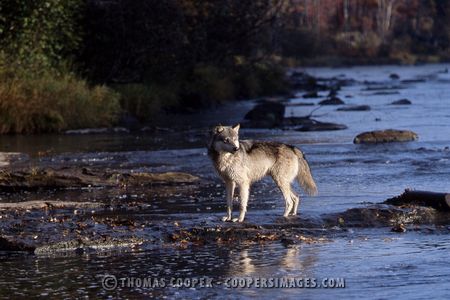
214,125,224,134
232,123,240,132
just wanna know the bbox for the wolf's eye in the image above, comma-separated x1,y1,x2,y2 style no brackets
224,138,230,143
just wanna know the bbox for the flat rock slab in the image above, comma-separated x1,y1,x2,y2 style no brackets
296,120,348,131
0,167,200,190
354,129,418,144
337,105,371,111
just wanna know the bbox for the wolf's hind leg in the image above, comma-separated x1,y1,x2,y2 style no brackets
277,183,294,218
222,180,236,222
290,192,300,215
234,183,249,222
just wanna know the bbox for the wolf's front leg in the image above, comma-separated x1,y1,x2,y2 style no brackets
222,180,236,222
234,183,249,222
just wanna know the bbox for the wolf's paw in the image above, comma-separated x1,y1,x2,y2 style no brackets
232,218,245,223
222,216,231,222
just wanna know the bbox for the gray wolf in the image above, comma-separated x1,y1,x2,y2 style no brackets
207,124,317,222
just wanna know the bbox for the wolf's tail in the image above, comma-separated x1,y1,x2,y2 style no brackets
294,149,318,196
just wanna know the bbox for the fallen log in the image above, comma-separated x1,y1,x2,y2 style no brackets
384,189,450,212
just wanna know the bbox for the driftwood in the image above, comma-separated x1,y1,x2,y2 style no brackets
384,189,450,212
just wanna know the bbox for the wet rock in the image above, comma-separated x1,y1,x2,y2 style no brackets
390,73,400,80
337,105,371,111
384,189,450,212
0,200,103,211
0,167,107,190
34,237,144,255
302,91,319,98
391,99,412,105
0,167,200,190
243,102,285,128
127,172,200,185
353,129,418,144
0,152,29,167
319,97,345,105
322,204,439,228
295,120,348,131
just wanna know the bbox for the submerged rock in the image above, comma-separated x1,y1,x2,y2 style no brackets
319,97,345,105
354,129,418,144
337,105,371,111
244,102,285,128
391,99,412,105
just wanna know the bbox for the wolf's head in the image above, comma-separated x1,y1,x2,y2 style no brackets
207,124,240,154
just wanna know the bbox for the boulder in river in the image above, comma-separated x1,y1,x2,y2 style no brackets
354,129,418,144
319,97,345,105
337,105,371,111
243,102,285,128
391,99,412,105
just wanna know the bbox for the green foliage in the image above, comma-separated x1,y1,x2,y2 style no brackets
0,0,289,132
180,65,235,108
0,63,120,134
233,62,289,99
0,0,82,71
115,84,179,121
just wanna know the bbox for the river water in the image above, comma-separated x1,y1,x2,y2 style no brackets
1,64,450,299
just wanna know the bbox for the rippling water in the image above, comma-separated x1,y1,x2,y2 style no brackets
1,64,450,299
